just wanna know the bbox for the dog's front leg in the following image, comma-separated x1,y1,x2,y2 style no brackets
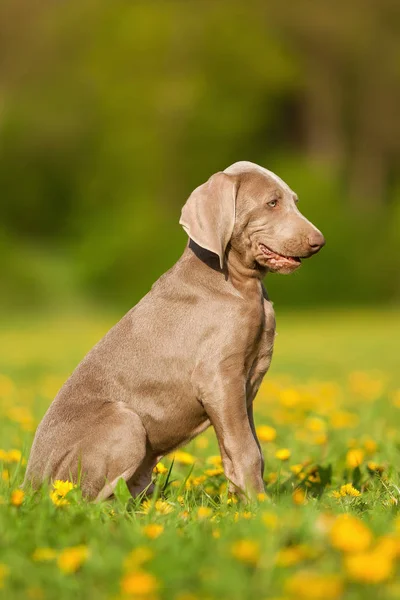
202,378,265,499
247,402,265,480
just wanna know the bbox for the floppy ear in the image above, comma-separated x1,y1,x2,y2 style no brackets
179,172,237,268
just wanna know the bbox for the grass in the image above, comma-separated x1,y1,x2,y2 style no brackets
1,307,400,600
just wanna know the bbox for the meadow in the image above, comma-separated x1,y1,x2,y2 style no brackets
1,307,400,600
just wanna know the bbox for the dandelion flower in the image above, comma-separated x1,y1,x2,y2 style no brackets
32,548,58,562
141,499,174,515
231,540,260,566
206,455,222,467
123,547,154,571
364,438,378,454
0,564,9,589
121,571,159,596
152,462,168,475
5,449,22,464
170,451,196,465
285,570,343,599
57,545,89,574
367,462,384,474
197,506,212,519
204,468,224,477
143,524,164,539
293,488,306,505
10,489,24,507
330,515,372,553
276,545,308,567
49,480,76,506
346,449,364,469
345,551,393,583
257,492,268,503
256,425,277,442
332,483,361,498
275,448,291,461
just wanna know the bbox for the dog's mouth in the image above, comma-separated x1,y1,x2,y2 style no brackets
258,243,301,271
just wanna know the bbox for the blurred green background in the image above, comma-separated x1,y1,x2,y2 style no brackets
1,0,399,313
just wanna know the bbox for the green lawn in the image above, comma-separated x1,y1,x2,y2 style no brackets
1,308,400,600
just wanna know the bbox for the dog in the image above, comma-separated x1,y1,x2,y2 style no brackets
24,161,325,500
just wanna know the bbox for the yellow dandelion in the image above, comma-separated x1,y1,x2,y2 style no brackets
345,550,393,583
50,480,76,506
330,514,372,553
121,570,159,596
257,492,268,502
204,467,224,477
256,425,277,442
276,544,308,567
0,563,9,589
330,411,359,429
0,562,9,586
0,374,15,397
293,488,306,505
349,371,385,401
332,483,361,498
367,462,384,474
305,417,326,432
231,540,260,566
226,495,238,505
290,464,304,476
185,475,206,489
197,506,212,520
152,462,168,475
279,388,301,407
143,524,164,539
364,438,377,455
123,547,154,571
265,471,278,484
10,489,24,507
312,433,328,445
141,499,174,515
285,570,343,599
170,451,196,465
206,455,222,467
57,545,89,574
5,449,22,463
32,548,58,562
275,448,291,461
346,448,364,469
375,535,400,559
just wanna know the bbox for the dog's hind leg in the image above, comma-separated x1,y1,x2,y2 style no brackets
55,402,149,502
91,407,149,502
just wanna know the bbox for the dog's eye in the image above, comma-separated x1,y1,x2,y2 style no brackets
267,200,278,208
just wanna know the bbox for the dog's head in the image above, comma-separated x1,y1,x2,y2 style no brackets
180,161,325,274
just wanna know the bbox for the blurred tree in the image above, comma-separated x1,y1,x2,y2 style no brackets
0,0,398,309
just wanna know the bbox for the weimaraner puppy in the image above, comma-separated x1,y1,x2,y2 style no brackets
25,161,325,501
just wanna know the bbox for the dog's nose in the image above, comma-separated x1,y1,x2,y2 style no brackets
307,231,325,254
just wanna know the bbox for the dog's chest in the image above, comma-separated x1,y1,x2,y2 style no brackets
245,297,276,391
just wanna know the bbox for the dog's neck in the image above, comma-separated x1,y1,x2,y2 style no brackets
225,246,267,284
186,240,265,297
